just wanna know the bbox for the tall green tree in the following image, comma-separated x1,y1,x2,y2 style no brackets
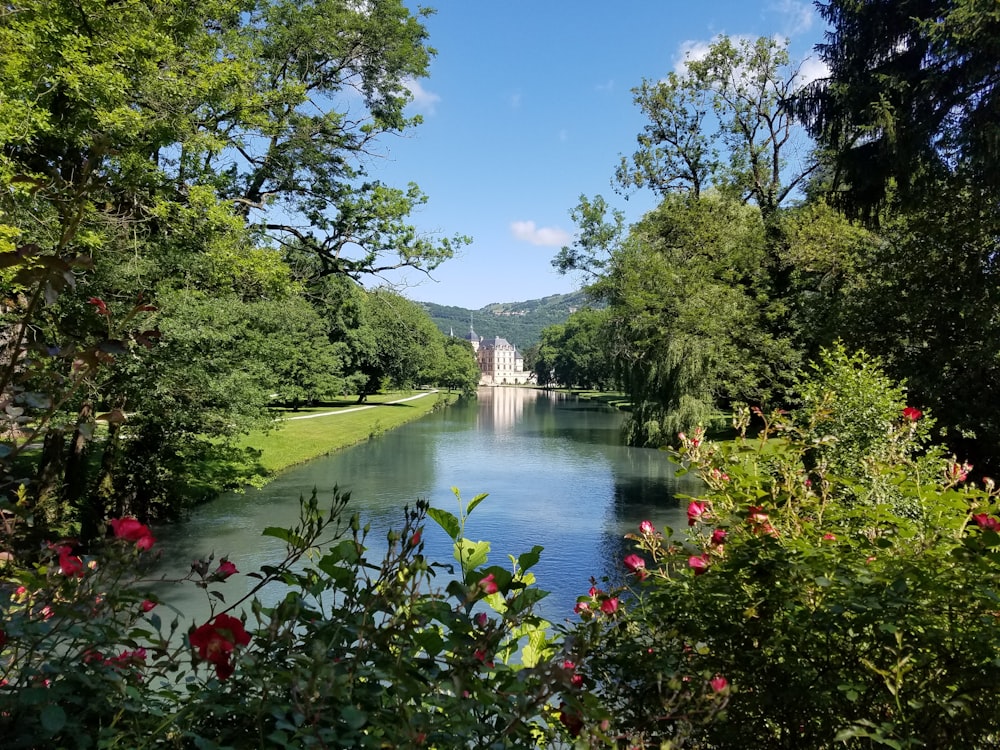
796,0,1000,473
617,35,817,221
0,0,462,535
795,0,1000,215
354,289,442,402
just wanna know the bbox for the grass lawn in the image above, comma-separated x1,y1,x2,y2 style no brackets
239,390,458,475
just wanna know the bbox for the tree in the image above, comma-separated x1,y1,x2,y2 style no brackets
535,309,617,391
354,289,442,402
0,0,464,537
794,0,1000,473
617,35,817,222
594,193,799,445
433,337,481,396
795,0,1000,215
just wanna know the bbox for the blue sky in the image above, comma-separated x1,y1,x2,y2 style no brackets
367,1,829,309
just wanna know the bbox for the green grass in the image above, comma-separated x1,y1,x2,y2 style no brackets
239,390,458,475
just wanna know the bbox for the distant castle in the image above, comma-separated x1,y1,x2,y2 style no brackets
462,325,534,386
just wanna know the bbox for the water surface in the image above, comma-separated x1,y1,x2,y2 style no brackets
154,388,698,623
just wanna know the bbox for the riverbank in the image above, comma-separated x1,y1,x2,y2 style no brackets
239,390,459,476
555,389,632,412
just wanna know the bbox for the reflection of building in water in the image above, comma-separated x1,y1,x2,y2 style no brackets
464,326,535,386
475,382,541,429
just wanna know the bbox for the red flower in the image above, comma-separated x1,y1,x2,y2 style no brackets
87,297,109,316
710,674,729,693
623,553,647,580
639,520,655,535
688,554,710,575
559,702,584,737
408,530,421,546
189,614,251,680
687,501,710,527
109,518,155,551
600,597,619,614
710,528,727,546
141,599,157,613
215,560,238,579
479,573,499,595
972,514,1000,532
902,406,922,421
822,532,837,541
57,546,84,577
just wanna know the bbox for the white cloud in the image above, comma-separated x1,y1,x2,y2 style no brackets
595,79,615,93
510,220,572,247
404,78,441,113
794,55,830,89
769,0,816,36
674,39,713,74
509,91,523,109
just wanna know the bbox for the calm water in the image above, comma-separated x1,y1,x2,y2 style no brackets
153,388,698,624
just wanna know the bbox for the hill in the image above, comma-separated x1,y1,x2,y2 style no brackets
419,290,595,349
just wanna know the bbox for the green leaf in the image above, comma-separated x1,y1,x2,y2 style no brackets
340,705,368,730
427,507,461,541
517,545,544,572
465,492,489,516
40,704,66,733
455,538,490,569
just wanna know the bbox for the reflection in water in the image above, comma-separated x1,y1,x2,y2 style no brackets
154,388,700,625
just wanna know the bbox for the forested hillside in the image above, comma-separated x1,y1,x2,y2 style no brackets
420,290,593,348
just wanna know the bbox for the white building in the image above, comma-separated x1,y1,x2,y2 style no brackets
464,327,534,386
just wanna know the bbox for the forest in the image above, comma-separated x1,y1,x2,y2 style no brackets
2,1,1000,748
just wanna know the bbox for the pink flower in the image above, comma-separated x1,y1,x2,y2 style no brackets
710,528,727,546
688,554,710,575
600,597,619,614
623,554,647,580
687,501,710,527
588,585,600,598
574,601,590,615
639,520,655,535
710,674,729,693
822,533,837,541
902,406,922,421
215,560,238,579
109,518,155,551
141,599,157,613
408,530,421,546
748,506,777,536
474,612,488,628
479,573,499,595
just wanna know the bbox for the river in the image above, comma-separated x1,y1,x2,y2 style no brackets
153,387,699,625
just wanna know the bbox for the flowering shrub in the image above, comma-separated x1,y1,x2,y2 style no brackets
561,349,1000,748
1,489,581,748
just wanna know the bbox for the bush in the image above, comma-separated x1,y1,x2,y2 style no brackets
1,489,581,748
561,351,999,749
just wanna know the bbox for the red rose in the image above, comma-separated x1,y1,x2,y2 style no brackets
109,518,155,550
189,614,251,680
